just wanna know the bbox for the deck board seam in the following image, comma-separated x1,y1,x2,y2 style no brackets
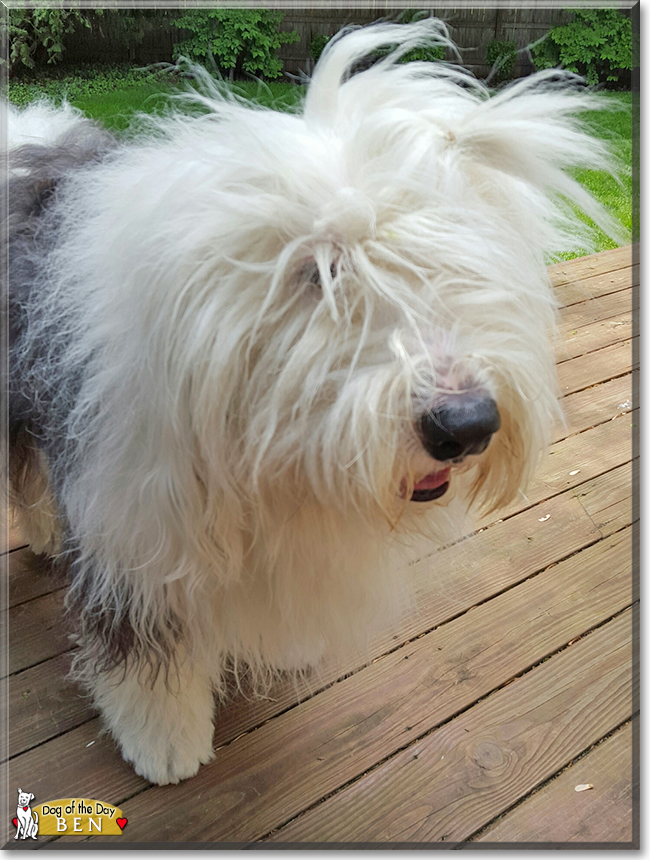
5,645,76,680
556,330,633,364
1,544,28,557
3,714,98,765
557,284,635,311
8,583,68,611
8,458,633,679
561,370,635,401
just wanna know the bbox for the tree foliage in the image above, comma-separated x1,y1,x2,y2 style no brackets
172,9,299,80
3,8,92,70
532,8,632,87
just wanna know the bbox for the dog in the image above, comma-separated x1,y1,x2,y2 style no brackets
4,20,622,785
14,790,39,840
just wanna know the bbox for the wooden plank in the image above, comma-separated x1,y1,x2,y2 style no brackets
554,266,634,309
7,590,69,676
3,243,635,832
104,533,633,844
557,339,634,397
474,721,635,843
271,610,634,843
0,255,631,568
560,373,632,440
548,246,634,287
575,461,635,538
8,549,67,609
559,313,632,363
560,289,632,333
8,652,96,759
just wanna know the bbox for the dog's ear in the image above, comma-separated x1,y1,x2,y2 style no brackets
29,794,35,802
17,788,21,794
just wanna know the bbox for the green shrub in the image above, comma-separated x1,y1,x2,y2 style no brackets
399,44,446,63
6,63,174,108
532,8,632,87
3,8,93,71
310,33,331,62
171,9,299,80
486,39,518,83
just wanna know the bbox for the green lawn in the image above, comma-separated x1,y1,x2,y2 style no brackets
571,91,633,257
71,79,306,131
9,68,632,256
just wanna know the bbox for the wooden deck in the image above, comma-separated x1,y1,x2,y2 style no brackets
2,245,638,847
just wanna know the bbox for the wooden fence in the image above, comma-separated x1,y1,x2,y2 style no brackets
65,7,573,80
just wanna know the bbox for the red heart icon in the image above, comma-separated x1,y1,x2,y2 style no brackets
116,818,127,831
23,807,28,811
12,818,18,828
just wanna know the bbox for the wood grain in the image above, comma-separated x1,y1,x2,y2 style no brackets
574,461,635,538
474,720,636,844
8,719,148,820
560,373,632,440
2,247,636,846
559,312,632,363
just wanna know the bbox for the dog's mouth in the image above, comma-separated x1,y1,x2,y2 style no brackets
409,467,451,502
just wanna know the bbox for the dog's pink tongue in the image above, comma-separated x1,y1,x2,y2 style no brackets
413,468,451,491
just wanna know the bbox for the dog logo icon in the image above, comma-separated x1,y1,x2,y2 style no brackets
13,789,38,840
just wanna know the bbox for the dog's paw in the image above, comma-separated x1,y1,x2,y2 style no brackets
91,655,216,785
122,721,216,785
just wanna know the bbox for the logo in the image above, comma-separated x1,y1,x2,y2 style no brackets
12,792,127,838
13,790,38,841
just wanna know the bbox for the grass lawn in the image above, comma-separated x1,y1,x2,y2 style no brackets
72,79,306,131
9,69,632,257
572,91,633,257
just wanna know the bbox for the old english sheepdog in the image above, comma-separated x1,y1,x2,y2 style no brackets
4,20,622,785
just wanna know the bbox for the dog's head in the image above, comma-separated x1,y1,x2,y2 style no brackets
57,21,623,565
142,20,620,532
17,790,34,808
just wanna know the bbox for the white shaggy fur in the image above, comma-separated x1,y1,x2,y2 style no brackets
6,99,84,150
7,20,623,785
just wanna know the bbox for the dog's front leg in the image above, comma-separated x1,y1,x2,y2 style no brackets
82,646,216,785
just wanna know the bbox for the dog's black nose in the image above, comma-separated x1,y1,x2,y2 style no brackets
420,393,501,462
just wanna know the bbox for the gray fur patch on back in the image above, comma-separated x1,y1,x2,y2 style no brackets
3,118,116,444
